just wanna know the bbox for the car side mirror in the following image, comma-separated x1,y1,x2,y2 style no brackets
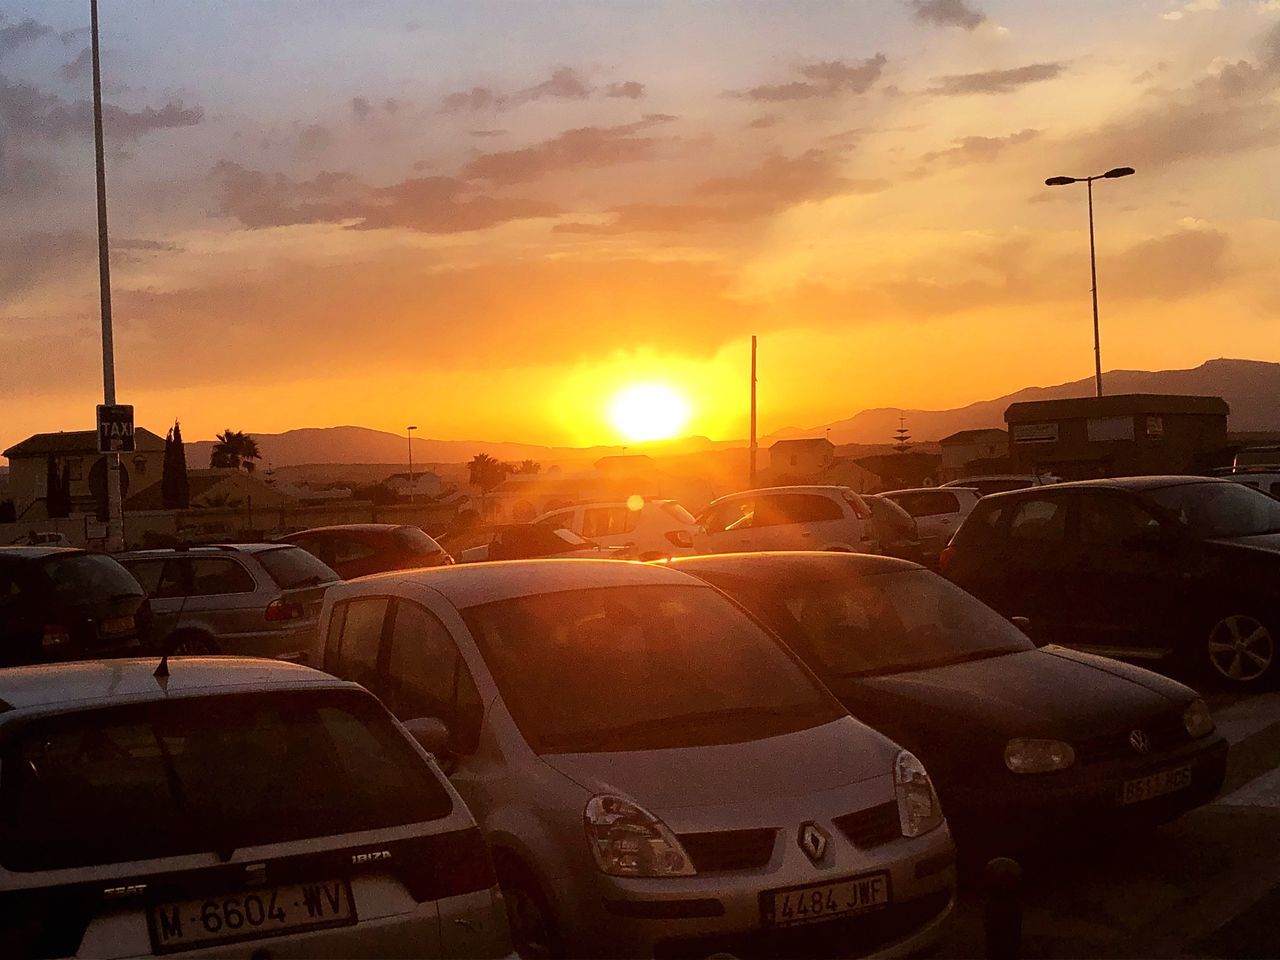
403,717,451,757
1010,616,1032,634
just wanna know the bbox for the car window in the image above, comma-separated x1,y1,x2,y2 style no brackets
700,497,752,534
582,507,631,538
188,558,256,596
1008,497,1069,542
334,597,390,690
898,491,960,518
0,690,452,871
392,527,446,556
757,494,844,525
123,558,168,596
1143,482,1280,539
328,537,379,565
256,546,339,588
385,601,484,754
1078,494,1163,547
323,601,348,667
660,501,697,525
40,554,143,605
537,509,574,529
0,568,25,611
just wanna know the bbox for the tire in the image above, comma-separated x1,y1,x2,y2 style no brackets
1203,612,1277,691
166,632,218,656
495,857,560,960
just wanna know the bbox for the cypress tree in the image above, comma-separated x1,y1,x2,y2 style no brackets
172,421,190,509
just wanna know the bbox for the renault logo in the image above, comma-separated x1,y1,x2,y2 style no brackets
797,822,829,864
1129,730,1151,754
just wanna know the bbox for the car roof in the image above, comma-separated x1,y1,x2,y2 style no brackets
711,485,851,501
0,546,86,561
119,543,297,558
941,475,1043,484
341,557,708,609
881,487,977,496
670,551,920,581
0,657,356,714
285,524,408,536
980,475,1229,498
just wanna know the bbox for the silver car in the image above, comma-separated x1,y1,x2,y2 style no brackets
119,544,340,658
316,560,955,958
0,657,511,958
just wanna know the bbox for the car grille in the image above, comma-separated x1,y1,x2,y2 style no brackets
1074,712,1190,765
653,889,951,960
677,828,777,873
833,801,901,849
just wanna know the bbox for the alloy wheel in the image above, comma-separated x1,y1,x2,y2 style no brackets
504,883,553,960
1207,614,1274,684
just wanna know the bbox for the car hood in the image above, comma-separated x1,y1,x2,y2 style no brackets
1208,532,1280,556
539,716,898,811
843,647,1192,739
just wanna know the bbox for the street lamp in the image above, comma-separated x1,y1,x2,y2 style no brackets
1044,166,1135,398
406,426,417,504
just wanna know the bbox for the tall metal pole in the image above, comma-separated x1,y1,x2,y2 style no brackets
749,336,758,488
407,426,416,504
1087,177,1102,398
91,0,124,551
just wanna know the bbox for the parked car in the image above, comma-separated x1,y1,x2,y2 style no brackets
9,531,72,547
866,495,924,563
118,544,340,657
880,487,981,565
671,552,1228,851
457,524,619,563
0,547,150,666
0,657,511,958
1226,472,1280,500
316,560,955,958
942,476,1280,690
534,499,699,560
279,523,453,578
940,475,1059,497
694,485,878,555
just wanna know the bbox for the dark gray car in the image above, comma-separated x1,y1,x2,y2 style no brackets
119,544,339,657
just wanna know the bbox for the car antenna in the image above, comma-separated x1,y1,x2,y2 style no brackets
154,652,169,678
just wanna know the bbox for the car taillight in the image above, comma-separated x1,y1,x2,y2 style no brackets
41,623,71,648
938,545,957,573
265,599,304,622
665,530,694,548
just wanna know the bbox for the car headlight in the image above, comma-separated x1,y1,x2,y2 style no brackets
584,795,695,877
894,750,944,838
1183,698,1215,738
1004,738,1076,774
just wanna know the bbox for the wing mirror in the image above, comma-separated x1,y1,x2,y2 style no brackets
1010,616,1032,635
403,717,451,757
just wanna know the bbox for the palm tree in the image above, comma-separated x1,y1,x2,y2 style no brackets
468,453,510,516
518,459,542,475
210,429,262,472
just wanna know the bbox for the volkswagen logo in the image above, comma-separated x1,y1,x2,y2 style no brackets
1129,729,1152,754
797,822,830,864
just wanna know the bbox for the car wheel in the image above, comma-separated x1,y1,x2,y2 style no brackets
496,859,559,960
1205,613,1277,689
167,632,217,656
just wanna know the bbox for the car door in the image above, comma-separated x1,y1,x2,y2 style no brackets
183,557,260,639
999,493,1078,645
324,594,392,693
121,558,188,642
894,491,964,558
695,495,756,553
759,493,851,550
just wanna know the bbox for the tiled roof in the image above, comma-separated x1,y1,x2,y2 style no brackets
3,428,167,458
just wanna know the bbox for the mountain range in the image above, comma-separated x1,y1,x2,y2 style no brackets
178,358,1280,468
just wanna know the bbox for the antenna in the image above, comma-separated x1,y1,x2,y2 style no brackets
154,652,169,678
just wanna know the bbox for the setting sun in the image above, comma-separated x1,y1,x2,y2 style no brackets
608,384,692,443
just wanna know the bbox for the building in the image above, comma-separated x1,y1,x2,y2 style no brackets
2,428,167,519
938,428,1010,482
769,438,835,476
385,471,445,500
1005,394,1230,480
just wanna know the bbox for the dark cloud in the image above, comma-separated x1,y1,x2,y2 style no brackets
929,62,1064,95
59,46,91,83
0,77,203,139
0,231,95,304
0,17,51,57
732,54,887,101
907,0,986,30
462,117,674,184
294,123,332,156
442,67,596,112
350,96,372,120
442,86,503,112
920,128,1040,166
605,81,645,99
211,161,559,234
0,141,59,195
1107,229,1230,300
748,114,780,129
59,27,91,45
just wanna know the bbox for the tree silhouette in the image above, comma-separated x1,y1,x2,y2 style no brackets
45,456,70,519
210,429,262,472
162,421,191,509
468,453,511,514
517,459,542,475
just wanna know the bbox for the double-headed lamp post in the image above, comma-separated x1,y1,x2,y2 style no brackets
1045,166,1135,398
406,426,417,504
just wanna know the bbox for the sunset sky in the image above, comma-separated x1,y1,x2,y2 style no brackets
3,0,1280,450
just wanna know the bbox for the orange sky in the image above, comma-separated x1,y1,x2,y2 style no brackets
4,0,1280,451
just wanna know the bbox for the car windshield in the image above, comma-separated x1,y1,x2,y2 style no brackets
552,528,591,547
462,584,843,753
393,526,447,555
709,568,1033,678
1143,482,1280,539
40,554,143,604
0,690,452,871
256,546,340,588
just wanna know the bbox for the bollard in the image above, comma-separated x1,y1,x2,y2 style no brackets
983,856,1023,960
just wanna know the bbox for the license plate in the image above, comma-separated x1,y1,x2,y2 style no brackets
99,616,134,637
762,871,892,928
1119,764,1193,806
147,878,356,954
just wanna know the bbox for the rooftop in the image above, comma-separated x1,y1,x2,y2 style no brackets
770,437,835,450
939,428,1008,445
1005,393,1230,422
3,428,166,459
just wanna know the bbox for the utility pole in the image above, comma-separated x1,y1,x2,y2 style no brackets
407,425,417,504
749,335,758,488
91,0,124,552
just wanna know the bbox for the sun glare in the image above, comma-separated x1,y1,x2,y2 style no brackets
608,383,691,443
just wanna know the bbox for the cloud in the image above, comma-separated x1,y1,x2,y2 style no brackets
469,128,508,137
929,62,1065,95
59,46,91,83
1107,228,1230,299
748,114,781,129
0,77,203,139
0,17,51,57
0,141,59,195
730,54,888,101
605,81,645,99
294,123,332,156
907,0,987,30
461,117,674,184
211,161,559,234
513,67,591,103
920,128,1040,165
1162,0,1221,20
350,96,372,120
0,231,94,304
442,67,597,112
442,86,503,112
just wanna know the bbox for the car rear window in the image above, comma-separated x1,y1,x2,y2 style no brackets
393,526,447,556
256,546,339,588
40,554,143,605
0,690,452,871
660,501,697,525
